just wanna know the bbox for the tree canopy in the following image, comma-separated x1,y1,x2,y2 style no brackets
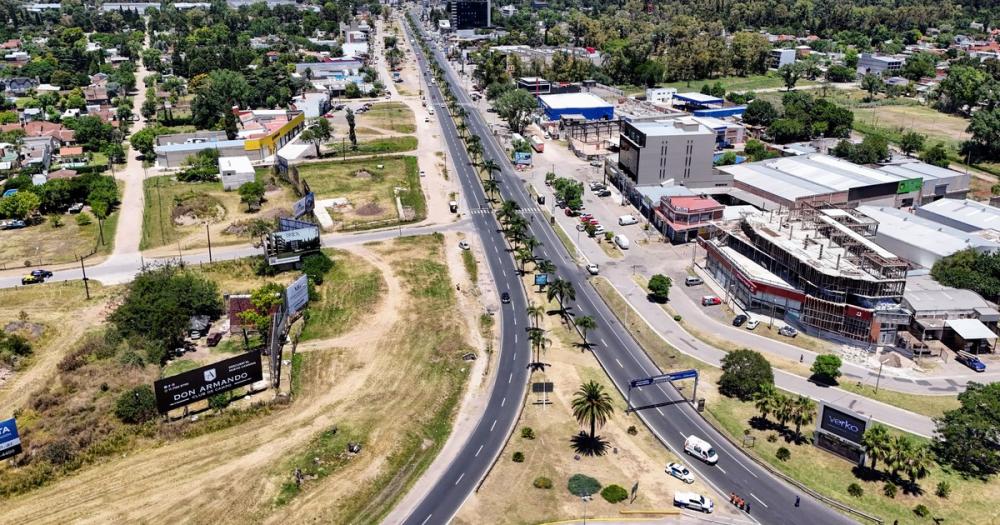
719,348,774,401
934,382,1000,478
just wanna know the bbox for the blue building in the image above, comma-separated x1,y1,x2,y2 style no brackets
538,93,613,121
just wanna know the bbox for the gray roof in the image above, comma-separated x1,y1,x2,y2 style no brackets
905,287,992,312
878,161,964,182
721,153,907,201
155,140,246,154
857,205,1000,257
915,199,1000,232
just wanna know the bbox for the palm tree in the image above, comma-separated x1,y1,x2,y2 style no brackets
482,178,500,203
536,259,555,276
791,395,816,438
903,443,933,486
861,424,892,472
774,393,794,431
571,380,615,440
456,120,467,138
888,435,915,478
575,315,597,347
526,302,545,329
515,247,533,274
468,141,483,163
753,383,778,424
481,158,501,180
523,236,542,256
496,199,520,231
547,278,576,318
527,326,551,367
507,215,528,246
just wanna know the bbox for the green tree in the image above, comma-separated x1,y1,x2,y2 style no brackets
481,158,501,181
527,326,551,365
753,383,778,423
730,32,770,76
719,348,774,401
526,302,545,329
115,385,158,424
191,69,252,129
861,73,883,101
0,191,41,220
647,274,672,302
899,131,926,157
238,181,266,212
967,107,1000,161
934,382,1000,478
483,178,500,202
546,278,576,319
862,424,893,472
921,142,951,167
936,65,989,114
768,118,808,143
238,282,285,334
495,88,537,134
826,65,856,83
810,354,842,384
346,108,357,149
575,315,597,347
571,380,615,440
779,63,802,91
902,52,937,82
791,395,816,438
130,124,167,158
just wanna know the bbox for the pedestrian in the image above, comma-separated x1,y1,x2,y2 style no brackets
799,354,803,363
730,492,736,504
795,495,800,507
746,501,751,514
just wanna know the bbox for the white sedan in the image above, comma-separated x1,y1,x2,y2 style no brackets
666,462,695,484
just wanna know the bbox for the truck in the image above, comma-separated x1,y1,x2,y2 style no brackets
956,351,986,372
529,135,545,153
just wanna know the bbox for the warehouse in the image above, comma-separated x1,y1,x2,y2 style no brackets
856,205,1000,268
914,198,1000,233
538,93,613,121
877,161,969,204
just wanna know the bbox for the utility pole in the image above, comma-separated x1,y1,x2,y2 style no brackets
80,255,90,300
874,360,884,394
206,223,213,263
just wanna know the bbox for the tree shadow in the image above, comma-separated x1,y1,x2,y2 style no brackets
570,432,610,457
646,293,668,304
527,361,549,372
808,375,839,387
851,465,884,483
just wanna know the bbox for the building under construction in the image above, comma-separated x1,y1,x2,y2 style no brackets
702,204,910,344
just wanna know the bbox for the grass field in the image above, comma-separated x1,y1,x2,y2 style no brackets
326,135,417,157
619,73,816,96
296,156,425,230
357,102,416,133
0,209,119,269
140,172,296,250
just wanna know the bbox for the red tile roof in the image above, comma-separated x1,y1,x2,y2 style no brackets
47,169,79,180
59,146,83,156
664,195,723,213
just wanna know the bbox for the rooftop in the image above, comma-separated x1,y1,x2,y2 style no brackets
716,244,795,289
877,160,965,182
538,92,612,110
946,318,997,340
857,205,1000,259
664,195,723,213
156,139,246,153
219,156,254,173
673,92,723,104
915,198,1000,232
631,117,715,138
721,153,909,201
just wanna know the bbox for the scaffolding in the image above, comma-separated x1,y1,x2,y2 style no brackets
564,118,621,143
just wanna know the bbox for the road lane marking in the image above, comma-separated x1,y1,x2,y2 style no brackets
454,473,465,485
501,396,507,407
615,358,624,368
512,317,517,326
508,373,512,384
513,352,517,361
514,334,518,344
490,419,497,431
601,338,608,347
420,514,433,525
717,465,727,474
656,407,664,415
475,444,484,457
751,493,768,508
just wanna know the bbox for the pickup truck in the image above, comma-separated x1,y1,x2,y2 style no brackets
956,351,986,372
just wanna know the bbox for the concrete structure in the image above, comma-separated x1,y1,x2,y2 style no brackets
294,59,363,79
448,0,490,30
902,275,999,354
720,154,926,210
617,118,717,187
537,93,613,121
914,198,1000,233
691,116,745,147
768,48,796,69
653,194,724,243
219,156,256,191
154,111,308,169
517,76,551,94
857,53,904,76
672,92,723,110
645,87,677,105
703,205,911,344
856,205,1000,268
292,92,331,118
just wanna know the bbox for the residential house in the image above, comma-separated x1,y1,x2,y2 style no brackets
83,86,110,105
59,146,85,163
1,121,75,145
2,77,38,96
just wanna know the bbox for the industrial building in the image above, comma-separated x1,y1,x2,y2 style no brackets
878,160,970,204
448,0,490,29
857,53,904,76
616,118,717,187
672,92,723,110
855,205,1000,268
537,93,613,121
154,110,304,168
690,116,745,147
914,198,1000,233
902,275,999,354
702,205,911,344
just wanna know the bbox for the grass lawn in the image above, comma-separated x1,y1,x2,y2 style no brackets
853,104,970,149
140,171,296,250
296,156,425,230
0,209,119,269
163,358,200,377
618,73,815,96
461,248,477,282
326,135,417,157
357,102,415,133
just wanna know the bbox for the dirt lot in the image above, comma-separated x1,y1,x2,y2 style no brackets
0,209,120,269
141,171,297,252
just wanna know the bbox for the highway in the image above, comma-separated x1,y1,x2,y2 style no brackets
401,13,858,525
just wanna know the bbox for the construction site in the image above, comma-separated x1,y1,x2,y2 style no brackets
701,204,911,344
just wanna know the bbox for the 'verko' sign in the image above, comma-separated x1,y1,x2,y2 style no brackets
154,352,263,413
820,405,867,444
0,417,22,460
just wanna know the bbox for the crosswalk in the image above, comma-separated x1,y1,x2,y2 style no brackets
468,207,544,215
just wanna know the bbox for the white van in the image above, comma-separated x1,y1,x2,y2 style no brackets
614,234,630,250
618,215,638,226
684,435,719,465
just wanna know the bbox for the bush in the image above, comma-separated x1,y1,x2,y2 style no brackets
776,447,791,461
75,212,92,226
533,476,553,489
114,385,158,424
935,480,951,498
767,433,778,443
883,481,897,498
600,484,628,503
42,439,76,465
302,252,334,285
567,473,601,497
719,348,774,400
49,215,63,228
626,425,638,435
847,483,864,498
913,504,930,517
673,314,682,321
521,427,535,440
512,451,524,462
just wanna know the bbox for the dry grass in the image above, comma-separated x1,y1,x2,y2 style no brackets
853,105,970,147
357,102,416,134
0,210,119,268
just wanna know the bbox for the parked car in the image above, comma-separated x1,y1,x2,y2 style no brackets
593,225,606,235
590,160,603,167
665,462,695,484
779,325,798,338
685,276,703,286
500,292,511,304
613,234,630,250
701,295,721,306
732,314,748,327
596,189,612,197
206,332,223,347
68,202,84,214
20,274,44,285
618,215,638,226
746,318,760,330
0,219,26,230
31,269,53,279
684,435,719,465
957,351,986,372
458,240,470,250
674,491,714,513
586,263,599,275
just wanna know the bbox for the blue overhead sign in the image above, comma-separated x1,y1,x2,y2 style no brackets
629,369,698,389
0,417,23,460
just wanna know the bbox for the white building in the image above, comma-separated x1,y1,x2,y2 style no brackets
856,205,1000,268
915,198,1000,233
645,87,677,105
768,48,796,69
219,156,256,191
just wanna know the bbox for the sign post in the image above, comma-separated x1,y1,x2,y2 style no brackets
0,418,22,460
627,369,698,413
153,352,264,413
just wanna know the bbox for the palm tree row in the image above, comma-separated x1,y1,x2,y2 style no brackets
752,384,816,439
861,424,933,488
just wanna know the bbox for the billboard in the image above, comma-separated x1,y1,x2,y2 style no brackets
153,352,264,413
278,217,317,232
514,151,532,165
819,404,867,444
285,274,310,314
292,192,315,218
0,417,22,460
266,226,321,265
896,178,923,194
534,273,548,286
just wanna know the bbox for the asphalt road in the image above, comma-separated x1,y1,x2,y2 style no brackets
402,14,858,525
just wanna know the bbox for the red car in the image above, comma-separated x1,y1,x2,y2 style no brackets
579,214,593,222
701,296,722,306
564,208,578,217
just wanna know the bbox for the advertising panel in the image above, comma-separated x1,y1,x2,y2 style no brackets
896,178,923,194
819,404,867,444
0,417,22,460
514,151,532,165
153,352,263,413
278,217,317,232
285,274,310,314
534,273,548,286
266,226,321,265
292,192,315,218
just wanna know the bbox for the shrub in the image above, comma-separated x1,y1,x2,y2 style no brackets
114,385,158,424
913,504,930,517
567,473,601,497
533,476,553,489
75,213,92,226
847,483,864,498
302,252,334,285
719,348,774,400
673,314,682,321
512,451,524,462
521,427,535,440
600,484,628,503
49,215,63,228
42,439,76,465
626,425,638,435
883,481,897,498
776,447,791,461
767,433,778,443
935,480,951,498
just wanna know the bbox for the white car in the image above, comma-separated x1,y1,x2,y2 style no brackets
593,225,606,235
458,240,470,250
746,318,760,330
586,263,599,275
674,491,714,513
665,462,695,484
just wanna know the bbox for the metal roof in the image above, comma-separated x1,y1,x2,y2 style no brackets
878,161,964,182
915,198,1000,232
858,205,1000,259
538,93,612,110
155,140,246,153
674,92,723,104
721,153,909,201
946,318,997,340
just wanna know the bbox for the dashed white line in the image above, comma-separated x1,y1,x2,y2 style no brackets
420,514,433,525
717,465,727,474
656,407,664,416
490,419,497,431
615,358,624,368
501,396,507,407
512,317,517,326
454,473,465,485
601,338,608,347
513,352,517,361
514,333,518,344
475,444,484,457
507,373,512,384
751,493,768,508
